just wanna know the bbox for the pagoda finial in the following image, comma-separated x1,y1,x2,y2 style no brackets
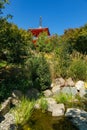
39,16,42,28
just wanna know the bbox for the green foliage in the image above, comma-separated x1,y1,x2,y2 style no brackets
0,66,32,101
0,20,33,64
26,55,51,91
11,97,35,126
74,33,87,54
39,97,48,112
36,32,55,52
69,58,87,80
54,42,71,78
0,0,9,15
54,92,73,104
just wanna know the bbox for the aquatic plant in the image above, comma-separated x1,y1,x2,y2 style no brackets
11,97,35,126
39,97,48,112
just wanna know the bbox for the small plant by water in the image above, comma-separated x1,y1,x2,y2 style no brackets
39,97,48,112
11,97,35,126
54,92,73,104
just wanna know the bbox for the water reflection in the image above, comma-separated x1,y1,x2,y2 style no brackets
21,110,78,130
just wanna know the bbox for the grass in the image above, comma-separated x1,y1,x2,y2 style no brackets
11,97,35,126
36,96,48,113
54,92,87,111
54,92,73,104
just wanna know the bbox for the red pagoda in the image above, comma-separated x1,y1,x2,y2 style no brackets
28,17,50,43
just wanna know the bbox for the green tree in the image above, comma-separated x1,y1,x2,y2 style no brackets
0,21,33,64
0,0,9,15
26,55,51,91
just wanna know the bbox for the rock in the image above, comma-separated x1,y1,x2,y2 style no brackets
0,112,15,130
34,103,40,109
46,98,57,112
51,78,65,88
26,88,40,99
43,89,53,97
12,90,23,99
65,108,87,130
75,80,84,90
51,86,61,95
61,87,77,96
11,98,20,106
65,78,75,87
75,81,86,97
52,103,65,117
0,97,12,116
54,78,65,87
46,98,65,116
51,83,54,88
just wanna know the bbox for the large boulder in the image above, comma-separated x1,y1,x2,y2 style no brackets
52,103,65,117
65,108,87,130
46,98,65,117
61,87,77,96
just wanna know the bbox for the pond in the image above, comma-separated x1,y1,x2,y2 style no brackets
19,110,78,130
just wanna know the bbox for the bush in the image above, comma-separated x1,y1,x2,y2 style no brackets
69,59,87,80
26,55,51,91
54,42,71,78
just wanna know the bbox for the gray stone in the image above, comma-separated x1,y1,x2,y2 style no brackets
46,98,57,112
65,108,87,130
75,81,84,90
75,81,86,97
43,89,53,97
0,112,15,130
61,87,77,96
52,103,65,117
0,97,12,116
51,86,61,95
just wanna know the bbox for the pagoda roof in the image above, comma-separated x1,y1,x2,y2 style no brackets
28,27,50,37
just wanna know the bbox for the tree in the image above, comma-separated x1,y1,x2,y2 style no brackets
0,20,33,64
26,55,51,91
0,0,9,15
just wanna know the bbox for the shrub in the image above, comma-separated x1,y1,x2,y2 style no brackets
54,42,71,78
11,97,35,126
26,55,51,91
69,59,87,80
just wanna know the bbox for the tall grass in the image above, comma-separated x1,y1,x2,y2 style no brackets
11,97,35,126
54,92,73,104
39,97,48,112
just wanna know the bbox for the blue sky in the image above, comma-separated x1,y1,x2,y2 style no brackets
3,0,87,35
